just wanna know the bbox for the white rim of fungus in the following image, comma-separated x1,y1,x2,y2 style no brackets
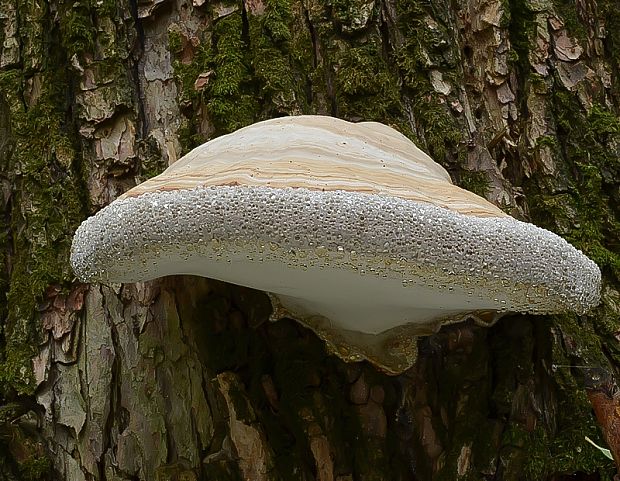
71,185,602,322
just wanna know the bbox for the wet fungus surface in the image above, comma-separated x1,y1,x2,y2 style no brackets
71,116,602,373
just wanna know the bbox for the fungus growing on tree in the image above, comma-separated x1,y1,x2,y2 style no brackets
71,116,601,374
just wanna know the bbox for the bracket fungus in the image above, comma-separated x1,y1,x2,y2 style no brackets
71,116,601,374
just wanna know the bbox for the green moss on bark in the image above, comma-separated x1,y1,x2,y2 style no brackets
505,0,536,70
518,315,615,480
600,0,620,98
393,0,463,161
334,39,403,121
0,93,11,392
551,0,587,42
456,170,492,198
531,92,620,279
518,74,620,477
170,10,260,138
57,0,96,57
207,12,260,133
0,11,87,395
247,0,306,115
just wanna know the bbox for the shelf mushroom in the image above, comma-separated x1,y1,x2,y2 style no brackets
71,115,601,374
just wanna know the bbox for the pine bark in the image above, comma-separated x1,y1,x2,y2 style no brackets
1,0,619,480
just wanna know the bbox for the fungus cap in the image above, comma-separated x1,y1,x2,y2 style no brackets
71,116,601,373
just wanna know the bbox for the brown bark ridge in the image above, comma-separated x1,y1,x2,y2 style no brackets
0,0,619,479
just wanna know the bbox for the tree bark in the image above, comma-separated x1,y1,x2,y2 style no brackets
1,0,619,479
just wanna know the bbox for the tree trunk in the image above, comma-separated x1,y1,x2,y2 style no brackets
1,0,619,479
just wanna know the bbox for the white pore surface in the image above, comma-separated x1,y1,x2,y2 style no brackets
126,250,488,334
71,186,602,335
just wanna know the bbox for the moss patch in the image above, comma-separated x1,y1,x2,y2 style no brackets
207,12,260,133
334,38,403,121
519,79,620,478
169,10,260,140
457,170,492,198
246,0,306,116
0,7,87,395
599,0,620,97
506,0,536,71
57,0,96,57
393,0,464,161
529,92,620,279
511,315,614,480
551,0,588,43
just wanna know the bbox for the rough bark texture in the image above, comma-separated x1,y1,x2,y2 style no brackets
0,0,619,479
